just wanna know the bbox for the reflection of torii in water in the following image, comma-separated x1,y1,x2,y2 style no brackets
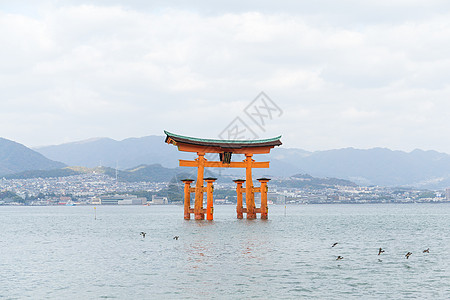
164,131,282,220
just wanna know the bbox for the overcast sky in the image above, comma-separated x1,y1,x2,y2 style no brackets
2,1,450,152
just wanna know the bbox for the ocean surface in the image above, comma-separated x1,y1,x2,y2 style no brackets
1,204,449,299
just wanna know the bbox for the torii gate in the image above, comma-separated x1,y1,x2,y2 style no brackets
164,131,282,220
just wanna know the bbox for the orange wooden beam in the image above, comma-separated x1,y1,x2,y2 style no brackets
179,160,269,168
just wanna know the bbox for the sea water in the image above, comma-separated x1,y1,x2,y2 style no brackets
1,204,449,299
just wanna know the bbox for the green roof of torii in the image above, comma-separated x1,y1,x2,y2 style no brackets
164,130,282,148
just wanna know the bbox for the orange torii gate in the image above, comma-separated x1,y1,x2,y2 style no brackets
164,131,282,220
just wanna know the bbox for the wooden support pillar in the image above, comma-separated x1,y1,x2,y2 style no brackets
233,179,245,219
195,153,205,220
204,177,216,220
181,179,194,220
257,178,270,219
245,154,256,219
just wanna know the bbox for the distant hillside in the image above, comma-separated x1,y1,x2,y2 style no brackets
271,174,357,189
3,164,207,183
3,168,79,179
0,137,65,176
116,164,193,182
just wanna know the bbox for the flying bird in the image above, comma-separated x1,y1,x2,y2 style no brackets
173,236,179,240
140,232,146,238
423,248,430,253
378,248,385,255
332,242,338,248
405,252,412,259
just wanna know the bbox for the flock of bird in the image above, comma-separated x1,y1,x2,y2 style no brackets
139,234,431,261
332,242,430,260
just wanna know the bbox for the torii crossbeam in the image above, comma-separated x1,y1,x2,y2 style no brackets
164,131,282,220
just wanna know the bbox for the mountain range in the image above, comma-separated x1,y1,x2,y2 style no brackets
268,147,450,188
35,136,450,188
34,136,194,169
2,135,450,188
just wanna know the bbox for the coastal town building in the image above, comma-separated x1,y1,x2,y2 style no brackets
151,195,168,205
1,173,450,206
98,194,146,205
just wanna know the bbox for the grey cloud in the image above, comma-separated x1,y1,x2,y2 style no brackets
2,2,450,153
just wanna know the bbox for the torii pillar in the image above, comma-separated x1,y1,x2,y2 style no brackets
204,177,216,220
181,179,194,220
233,179,245,219
194,153,206,220
258,178,270,219
245,154,256,219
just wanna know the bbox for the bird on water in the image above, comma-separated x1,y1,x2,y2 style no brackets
332,242,338,247
140,232,146,238
336,256,344,260
423,248,430,253
405,252,412,259
378,248,385,255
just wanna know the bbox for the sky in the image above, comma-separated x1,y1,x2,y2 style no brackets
2,0,450,152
